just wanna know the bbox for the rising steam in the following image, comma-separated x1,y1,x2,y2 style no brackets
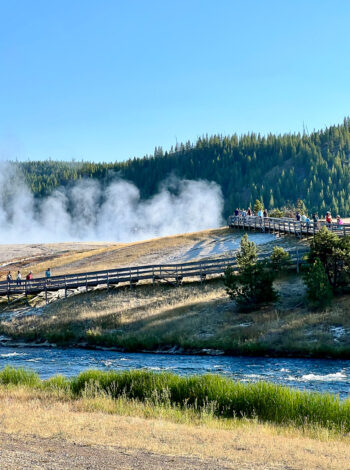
0,163,224,243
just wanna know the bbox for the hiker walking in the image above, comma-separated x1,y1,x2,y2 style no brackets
16,271,22,286
45,268,51,283
6,272,12,282
312,213,319,229
326,211,332,225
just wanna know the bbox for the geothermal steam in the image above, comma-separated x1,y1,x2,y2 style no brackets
0,163,224,243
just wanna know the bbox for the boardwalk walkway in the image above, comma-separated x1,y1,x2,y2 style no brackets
0,248,308,300
228,215,350,237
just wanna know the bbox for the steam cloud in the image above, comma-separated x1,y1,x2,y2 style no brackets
0,163,224,243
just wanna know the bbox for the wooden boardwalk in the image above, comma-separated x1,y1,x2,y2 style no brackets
0,248,308,300
228,215,350,238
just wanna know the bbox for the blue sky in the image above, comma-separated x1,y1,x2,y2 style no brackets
1,0,350,162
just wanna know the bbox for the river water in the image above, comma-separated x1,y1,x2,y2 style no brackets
0,347,349,399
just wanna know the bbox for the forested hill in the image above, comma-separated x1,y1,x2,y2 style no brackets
18,118,350,217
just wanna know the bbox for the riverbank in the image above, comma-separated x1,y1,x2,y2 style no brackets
0,391,348,470
1,273,350,359
0,368,349,470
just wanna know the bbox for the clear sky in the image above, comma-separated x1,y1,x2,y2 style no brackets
1,0,350,162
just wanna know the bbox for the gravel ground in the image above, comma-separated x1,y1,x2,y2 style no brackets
0,433,236,470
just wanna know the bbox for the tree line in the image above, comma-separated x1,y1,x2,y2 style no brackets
17,117,350,217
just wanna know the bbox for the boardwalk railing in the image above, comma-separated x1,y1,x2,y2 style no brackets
228,215,350,237
0,247,309,299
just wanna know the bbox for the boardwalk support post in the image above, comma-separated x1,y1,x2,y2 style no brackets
296,249,300,273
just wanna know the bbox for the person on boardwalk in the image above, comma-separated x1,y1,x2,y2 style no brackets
247,207,252,216
26,271,33,283
257,208,263,218
46,268,51,283
312,213,319,228
326,211,332,225
6,272,12,283
263,209,268,218
16,271,21,286
336,215,343,229
296,211,301,221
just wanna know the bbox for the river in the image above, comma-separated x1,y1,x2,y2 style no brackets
0,347,349,399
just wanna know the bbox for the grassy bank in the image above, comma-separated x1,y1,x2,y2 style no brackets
1,273,350,358
1,382,349,470
0,367,349,433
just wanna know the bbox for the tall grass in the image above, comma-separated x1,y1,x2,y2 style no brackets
0,367,349,432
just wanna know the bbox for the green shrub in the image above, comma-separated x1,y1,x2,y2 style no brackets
303,258,333,308
253,199,264,213
224,234,278,311
0,366,40,387
308,227,350,293
43,374,71,392
269,208,284,218
270,246,291,272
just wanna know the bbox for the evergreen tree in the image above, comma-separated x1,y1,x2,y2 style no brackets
254,199,264,214
307,227,350,292
270,246,291,272
303,258,333,308
224,235,278,311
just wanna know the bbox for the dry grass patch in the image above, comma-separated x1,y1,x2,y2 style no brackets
1,272,350,357
1,227,231,280
0,386,348,470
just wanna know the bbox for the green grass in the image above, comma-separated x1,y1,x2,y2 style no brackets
1,366,349,433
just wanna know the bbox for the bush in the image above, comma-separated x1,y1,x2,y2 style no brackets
0,366,40,387
270,246,291,272
303,258,333,309
253,199,264,214
225,235,278,311
269,208,284,218
308,227,350,293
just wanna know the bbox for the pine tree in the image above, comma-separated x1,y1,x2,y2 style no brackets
254,199,264,214
303,258,333,308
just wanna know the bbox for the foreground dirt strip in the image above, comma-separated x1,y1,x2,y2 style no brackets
0,433,232,470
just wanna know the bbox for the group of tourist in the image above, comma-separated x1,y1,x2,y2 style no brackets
296,211,343,227
6,268,51,286
233,208,344,227
233,208,269,218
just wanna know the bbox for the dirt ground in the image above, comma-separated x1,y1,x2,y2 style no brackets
0,432,232,470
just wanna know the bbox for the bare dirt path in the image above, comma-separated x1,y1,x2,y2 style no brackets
0,432,234,470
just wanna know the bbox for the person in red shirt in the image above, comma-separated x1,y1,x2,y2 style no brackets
325,212,332,224
26,271,33,281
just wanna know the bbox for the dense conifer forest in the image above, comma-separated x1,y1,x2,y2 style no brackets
17,118,350,217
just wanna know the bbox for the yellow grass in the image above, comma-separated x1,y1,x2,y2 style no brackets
2,273,350,357
0,386,348,470
0,227,230,280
